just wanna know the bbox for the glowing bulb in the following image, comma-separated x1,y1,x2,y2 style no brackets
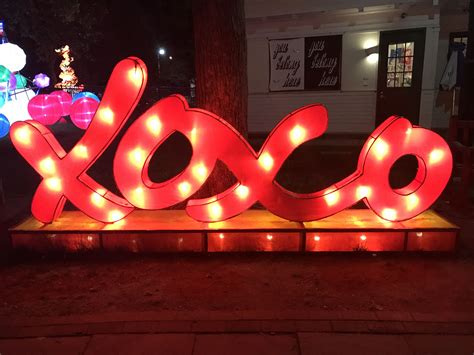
192,163,208,182
190,128,198,145
266,234,273,240
91,192,105,208
429,149,444,165
416,232,423,237
405,127,412,135
146,116,162,136
314,235,320,241
360,235,367,241
87,235,93,241
406,194,419,211
219,233,225,239
178,181,192,196
39,157,56,175
74,144,88,159
236,185,249,199
129,147,146,169
366,53,379,64
289,125,306,145
259,152,274,171
109,210,124,222
356,185,371,200
381,208,397,220
128,68,142,84
132,187,145,205
99,107,114,124
14,126,31,145
324,190,340,206
373,139,389,160
45,177,62,192
208,203,222,220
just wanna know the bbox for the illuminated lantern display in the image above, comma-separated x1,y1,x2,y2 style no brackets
69,97,100,129
72,91,100,103
54,45,83,92
0,89,35,124
27,94,63,125
15,73,27,89
0,43,26,72
33,73,50,89
49,91,73,116
10,57,453,225
0,113,10,138
0,65,12,83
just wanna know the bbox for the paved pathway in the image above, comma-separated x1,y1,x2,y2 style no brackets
1,311,474,354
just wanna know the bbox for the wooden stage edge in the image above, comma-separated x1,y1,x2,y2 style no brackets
9,210,459,253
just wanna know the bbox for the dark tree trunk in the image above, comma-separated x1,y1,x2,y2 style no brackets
192,0,248,196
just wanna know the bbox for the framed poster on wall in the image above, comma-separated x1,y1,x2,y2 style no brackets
269,35,342,91
269,38,304,91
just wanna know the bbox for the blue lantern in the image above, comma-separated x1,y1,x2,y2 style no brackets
72,91,100,103
0,113,10,138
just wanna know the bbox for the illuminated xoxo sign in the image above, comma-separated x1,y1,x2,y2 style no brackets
10,57,453,224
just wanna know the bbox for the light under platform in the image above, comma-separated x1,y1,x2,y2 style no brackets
9,209,459,253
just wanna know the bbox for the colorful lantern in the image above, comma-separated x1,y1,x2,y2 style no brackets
0,43,26,72
33,73,50,89
0,113,10,138
72,91,100,103
27,94,62,125
10,57,453,224
70,97,99,130
0,89,34,124
15,74,28,89
0,64,11,83
49,91,72,116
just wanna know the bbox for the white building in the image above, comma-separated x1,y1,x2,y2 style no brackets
245,0,469,134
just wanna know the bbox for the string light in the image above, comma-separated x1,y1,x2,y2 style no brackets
266,234,273,240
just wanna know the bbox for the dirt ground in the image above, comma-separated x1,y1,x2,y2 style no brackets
1,123,473,319
0,250,473,318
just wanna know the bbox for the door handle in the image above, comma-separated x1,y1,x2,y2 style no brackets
379,91,384,99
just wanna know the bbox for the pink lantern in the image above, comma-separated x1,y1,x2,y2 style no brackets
50,91,72,116
70,97,99,130
27,94,62,125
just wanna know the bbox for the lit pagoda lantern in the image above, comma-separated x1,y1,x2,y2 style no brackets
54,45,84,94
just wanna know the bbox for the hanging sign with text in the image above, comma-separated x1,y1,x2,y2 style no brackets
269,35,342,91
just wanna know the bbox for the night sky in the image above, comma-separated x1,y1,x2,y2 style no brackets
1,0,194,88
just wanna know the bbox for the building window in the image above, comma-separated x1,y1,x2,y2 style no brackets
387,42,414,88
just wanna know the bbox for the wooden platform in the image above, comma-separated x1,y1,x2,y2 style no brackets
9,210,459,253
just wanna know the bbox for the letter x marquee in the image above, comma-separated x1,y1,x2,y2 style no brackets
10,57,453,224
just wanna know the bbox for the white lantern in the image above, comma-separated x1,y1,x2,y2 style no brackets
0,43,27,72
0,89,35,124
